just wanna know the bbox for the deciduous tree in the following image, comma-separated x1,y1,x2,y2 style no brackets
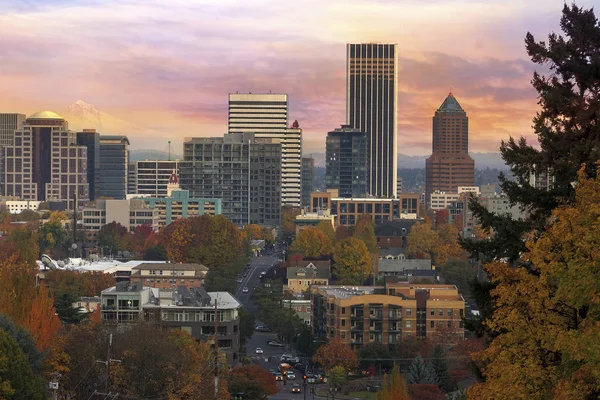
353,214,377,253
316,220,336,245
290,227,333,259
130,224,154,257
406,220,438,261
313,338,359,371
230,365,279,396
281,205,302,243
97,221,128,255
333,237,371,285
377,364,410,400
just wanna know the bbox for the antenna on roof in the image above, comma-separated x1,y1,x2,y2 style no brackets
449,86,453,96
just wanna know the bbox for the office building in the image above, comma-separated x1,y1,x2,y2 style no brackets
4,111,89,208
398,193,421,218
0,113,26,146
128,160,180,197
228,93,302,207
301,157,314,208
140,189,222,228
325,125,368,198
129,262,209,289
311,280,465,347
310,190,394,226
76,129,100,200
98,135,129,199
294,209,335,235
425,92,475,208
180,132,281,227
347,43,398,198
127,162,137,195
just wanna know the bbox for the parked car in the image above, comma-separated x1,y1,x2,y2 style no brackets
292,383,301,393
255,325,271,332
269,369,276,375
267,340,284,347
287,372,296,380
280,354,294,362
236,277,243,283
255,347,264,354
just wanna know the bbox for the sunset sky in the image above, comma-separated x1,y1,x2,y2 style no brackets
0,0,594,155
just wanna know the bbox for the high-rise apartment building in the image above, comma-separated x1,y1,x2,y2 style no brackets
180,133,282,227
0,113,26,146
325,125,368,198
347,43,398,198
128,160,180,197
98,135,129,199
425,92,475,208
4,111,89,208
76,129,100,200
301,157,314,208
228,93,301,207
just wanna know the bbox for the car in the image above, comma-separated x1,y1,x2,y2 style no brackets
269,369,276,375
275,373,283,381
255,347,264,354
286,372,296,380
236,277,243,283
294,363,306,372
255,325,271,332
306,374,316,383
242,287,249,293
292,383,301,393
267,340,284,347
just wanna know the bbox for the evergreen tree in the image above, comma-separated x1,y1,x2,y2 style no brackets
430,345,454,392
0,330,44,399
406,355,437,385
460,3,600,333
0,314,43,373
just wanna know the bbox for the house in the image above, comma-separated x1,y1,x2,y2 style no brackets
375,219,422,251
129,262,209,289
286,261,331,294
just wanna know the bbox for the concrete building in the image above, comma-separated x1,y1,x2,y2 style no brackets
130,262,209,289
4,111,89,209
347,43,398,198
301,157,314,209
310,190,394,226
294,209,335,235
98,135,129,199
140,190,222,228
397,177,403,197
425,92,475,208
0,113,25,146
228,93,302,207
429,191,460,210
398,193,421,219
101,283,241,365
311,280,465,348
377,257,433,277
325,125,368,198
180,132,281,227
129,160,180,197
286,261,331,295
76,129,100,200
0,199,41,214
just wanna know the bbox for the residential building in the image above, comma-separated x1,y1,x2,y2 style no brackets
76,129,100,200
301,157,314,209
130,262,208,289
377,256,433,277
101,283,241,365
311,280,465,348
325,125,368,198
375,220,421,252
140,189,222,228
4,111,89,208
127,162,137,195
282,299,312,325
310,190,394,226
429,191,460,210
180,132,281,227
98,135,129,199
286,260,331,294
129,160,180,197
294,209,335,235
425,92,475,208
0,198,41,214
0,113,25,146
529,167,554,191
228,93,302,207
347,43,398,198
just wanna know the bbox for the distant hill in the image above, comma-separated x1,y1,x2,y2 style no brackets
130,149,182,162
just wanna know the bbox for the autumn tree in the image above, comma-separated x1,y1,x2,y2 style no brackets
38,211,69,258
467,167,600,399
335,225,352,242
316,220,336,245
290,227,333,259
377,364,410,400
281,205,302,243
162,218,191,262
0,330,44,399
353,214,378,253
229,365,279,397
313,338,359,372
242,223,274,245
97,221,129,255
406,220,438,261
333,237,371,285
185,215,243,269
129,224,154,257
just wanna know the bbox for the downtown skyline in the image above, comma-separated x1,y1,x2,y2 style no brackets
1,0,595,156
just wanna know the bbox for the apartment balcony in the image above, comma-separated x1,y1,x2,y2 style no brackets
350,338,364,344
350,313,364,320
351,325,364,332
388,313,402,320
369,313,383,320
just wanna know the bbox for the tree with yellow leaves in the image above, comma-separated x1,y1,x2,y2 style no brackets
467,166,600,399
290,227,333,258
333,237,371,285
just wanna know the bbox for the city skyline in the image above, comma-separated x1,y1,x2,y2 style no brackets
1,0,595,155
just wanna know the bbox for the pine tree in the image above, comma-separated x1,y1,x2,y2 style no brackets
407,355,437,385
430,345,454,392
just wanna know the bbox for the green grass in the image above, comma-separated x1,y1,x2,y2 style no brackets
347,391,377,400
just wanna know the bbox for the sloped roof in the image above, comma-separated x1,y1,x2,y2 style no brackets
437,92,464,112
287,264,330,280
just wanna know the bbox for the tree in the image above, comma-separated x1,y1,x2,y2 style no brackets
25,284,61,352
97,222,128,255
406,355,437,385
408,384,445,400
316,220,336,245
0,330,44,400
435,224,465,265
0,315,43,374
328,365,347,396
406,220,438,261
359,343,392,372
39,211,69,258
186,215,243,269
353,214,377,253
467,167,600,399
130,224,154,257
242,224,274,245
281,205,301,243
437,259,475,299
333,237,371,285
377,364,410,400
290,227,333,259
143,244,168,261
238,308,255,346
162,218,191,262
230,365,279,396
335,225,352,242
313,338,359,371
430,345,454,392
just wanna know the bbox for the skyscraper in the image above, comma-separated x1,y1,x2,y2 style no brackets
325,125,368,198
346,43,398,198
76,129,100,200
425,92,475,208
228,93,302,207
301,157,314,208
98,135,129,199
4,111,89,208
0,113,26,146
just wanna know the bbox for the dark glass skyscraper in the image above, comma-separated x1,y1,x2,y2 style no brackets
346,43,398,198
76,129,100,200
98,135,129,199
301,157,314,208
326,125,368,198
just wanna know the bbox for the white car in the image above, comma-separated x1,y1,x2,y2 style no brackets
255,347,264,354
242,287,249,293
287,372,296,380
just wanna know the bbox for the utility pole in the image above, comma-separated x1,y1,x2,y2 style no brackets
96,333,121,398
214,293,219,399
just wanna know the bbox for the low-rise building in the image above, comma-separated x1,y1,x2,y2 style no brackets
294,209,336,235
282,299,312,325
72,296,101,313
429,191,460,210
375,220,421,251
129,262,208,289
286,261,331,294
0,198,42,214
398,193,421,219
310,190,395,226
139,189,222,228
311,280,465,349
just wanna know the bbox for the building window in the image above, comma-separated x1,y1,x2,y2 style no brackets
430,321,434,328
406,308,412,316
438,308,443,316
341,307,346,315
447,309,453,317
341,332,346,339
341,319,346,327
430,308,435,316
406,320,411,328
447,321,452,328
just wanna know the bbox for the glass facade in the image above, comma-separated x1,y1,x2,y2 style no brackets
98,136,129,200
325,126,368,198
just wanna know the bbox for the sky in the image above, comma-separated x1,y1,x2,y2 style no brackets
0,0,595,155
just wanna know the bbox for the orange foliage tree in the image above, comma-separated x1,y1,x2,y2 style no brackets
313,338,359,371
290,227,333,259
230,365,279,396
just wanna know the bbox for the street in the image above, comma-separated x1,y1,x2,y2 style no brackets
234,252,320,400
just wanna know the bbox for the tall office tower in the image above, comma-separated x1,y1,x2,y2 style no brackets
131,160,180,197
0,113,26,146
180,133,282,227
228,93,301,207
127,161,137,195
98,135,129,199
325,125,369,198
4,111,89,208
76,129,100,200
346,43,398,198
425,92,475,208
301,157,314,208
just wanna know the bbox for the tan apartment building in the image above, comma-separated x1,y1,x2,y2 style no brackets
310,190,394,226
311,279,465,350
130,262,209,289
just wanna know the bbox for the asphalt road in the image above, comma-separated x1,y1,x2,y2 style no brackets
234,253,322,400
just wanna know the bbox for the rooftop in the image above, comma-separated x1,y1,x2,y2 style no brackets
314,285,379,299
131,262,208,272
28,111,64,120
437,92,465,113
